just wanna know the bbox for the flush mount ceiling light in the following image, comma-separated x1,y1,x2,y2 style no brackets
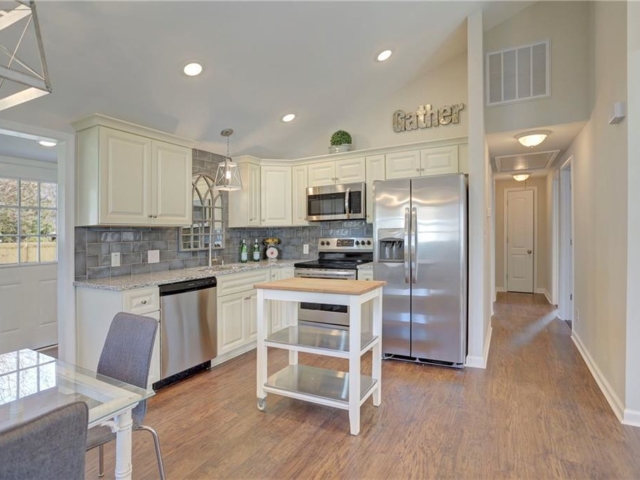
282,113,296,123
377,49,393,62
0,1,52,112
38,139,57,147
515,130,551,148
183,62,203,76
513,173,531,182
214,129,242,191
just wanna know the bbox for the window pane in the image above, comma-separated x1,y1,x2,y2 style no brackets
40,183,57,208
0,179,18,206
39,210,56,235
0,208,18,235
40,236,57,262
20,236,39,263
0,236,18,264
20,208,39,235
20,181,39,207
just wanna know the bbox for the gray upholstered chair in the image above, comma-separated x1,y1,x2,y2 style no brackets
0,401,88,480
86,312,165,479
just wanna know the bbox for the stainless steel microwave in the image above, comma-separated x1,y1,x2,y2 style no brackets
306,182,366,221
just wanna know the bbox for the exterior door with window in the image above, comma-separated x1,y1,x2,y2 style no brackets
507,189,534,293
0,178,58,353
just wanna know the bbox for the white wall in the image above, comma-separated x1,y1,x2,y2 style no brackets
291,52,469,158
484,1,590,134
553,1,628,419
625,0,640,426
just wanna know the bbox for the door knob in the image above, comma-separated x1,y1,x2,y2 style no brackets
527,250,532,254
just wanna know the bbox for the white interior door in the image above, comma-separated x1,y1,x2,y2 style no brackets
507,189,534,293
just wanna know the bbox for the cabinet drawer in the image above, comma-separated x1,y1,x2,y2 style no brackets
122,287,160,314
216,270,271,297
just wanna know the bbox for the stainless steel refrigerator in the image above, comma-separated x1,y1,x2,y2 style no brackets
373,173,467,366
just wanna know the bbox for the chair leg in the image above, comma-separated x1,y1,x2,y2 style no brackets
98,444,105,478
136,425,166,480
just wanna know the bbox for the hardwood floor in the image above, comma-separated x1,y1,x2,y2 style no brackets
86,293,640,479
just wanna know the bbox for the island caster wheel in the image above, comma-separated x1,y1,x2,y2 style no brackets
257,398,267,411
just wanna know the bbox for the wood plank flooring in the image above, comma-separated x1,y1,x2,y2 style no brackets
86,293,640,479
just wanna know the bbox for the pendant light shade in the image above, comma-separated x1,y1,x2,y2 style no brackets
214,129,242,191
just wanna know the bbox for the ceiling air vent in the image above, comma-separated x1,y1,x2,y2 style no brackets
495,150,560,173
487,40,550,107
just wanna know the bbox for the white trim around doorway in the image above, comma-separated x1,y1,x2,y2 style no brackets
558,156,575,324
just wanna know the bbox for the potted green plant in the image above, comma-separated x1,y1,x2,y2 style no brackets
329,130,352,153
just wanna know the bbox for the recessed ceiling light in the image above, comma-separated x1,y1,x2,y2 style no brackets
377,50,393,62
38,140,57,147
513,173,531,182
282,114,296,123
515,130,551,148
183,62,203,76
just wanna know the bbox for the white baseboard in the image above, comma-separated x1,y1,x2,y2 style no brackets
571,332,624,422
623,409,640,427
495,287,506,293
466,325,493,369
210,341,256,368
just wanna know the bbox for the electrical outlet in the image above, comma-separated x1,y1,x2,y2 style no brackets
148,250,160,264
111,252,121,267
303,244,309,255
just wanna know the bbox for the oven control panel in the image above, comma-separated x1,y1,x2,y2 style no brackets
318,238,373,251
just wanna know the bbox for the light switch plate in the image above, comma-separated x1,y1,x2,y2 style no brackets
148,250,160,264
111,252,121,267
303,244,309,255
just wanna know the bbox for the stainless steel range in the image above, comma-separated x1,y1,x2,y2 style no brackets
294,238,373,329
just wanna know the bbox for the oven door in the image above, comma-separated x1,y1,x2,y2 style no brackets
306,182,365,221
295,268,356,329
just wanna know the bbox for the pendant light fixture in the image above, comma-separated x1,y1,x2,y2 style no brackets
0,1,52,112
214,129,242,191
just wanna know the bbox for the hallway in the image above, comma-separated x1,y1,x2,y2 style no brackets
87,293,640,479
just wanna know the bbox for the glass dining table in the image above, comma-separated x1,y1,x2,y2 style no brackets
0,349,153,480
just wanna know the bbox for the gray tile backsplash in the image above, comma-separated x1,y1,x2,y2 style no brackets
74,148,373,280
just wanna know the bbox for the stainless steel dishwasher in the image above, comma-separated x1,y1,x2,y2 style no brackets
159,277,217,380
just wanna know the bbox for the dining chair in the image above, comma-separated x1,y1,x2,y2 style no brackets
0,401,88,480
86,312,165,479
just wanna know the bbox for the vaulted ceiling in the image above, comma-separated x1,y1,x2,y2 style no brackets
1,1,531,159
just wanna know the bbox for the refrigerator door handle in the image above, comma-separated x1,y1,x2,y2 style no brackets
345,188,351,218
404,207,410,283
411,207,418,284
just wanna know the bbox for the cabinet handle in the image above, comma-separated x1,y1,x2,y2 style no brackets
153,215,158,218
141,300,147,305
148,214,153,218
416,168,421,172
244,296,251,300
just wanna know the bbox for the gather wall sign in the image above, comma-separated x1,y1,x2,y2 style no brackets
393,103,465,132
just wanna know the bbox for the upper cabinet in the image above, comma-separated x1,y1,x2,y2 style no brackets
385,146,458,180
308,157,366,187
228,160,261,228
74,115,194,227
365,155,385,224
292,165,308,226
261,166,292,226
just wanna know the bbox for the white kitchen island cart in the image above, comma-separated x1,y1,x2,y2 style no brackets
253,277,386,436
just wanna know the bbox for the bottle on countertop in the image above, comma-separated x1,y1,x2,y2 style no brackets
253,239,260,262
240,239,248,263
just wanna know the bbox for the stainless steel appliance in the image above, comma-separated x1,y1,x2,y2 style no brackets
159,277,217,380
306,182,366,221
294,238,373,328
374,174,467,366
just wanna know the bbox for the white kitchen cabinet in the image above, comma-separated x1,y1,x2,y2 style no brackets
268,267,295,334
218,290,251,355
308,157,366,187
420,145,458,176
385,150,421,180
292,165,309,226
75,119,193,227
228,160,261,228
365,155,385,224
261,166,292,226
76,285,161,390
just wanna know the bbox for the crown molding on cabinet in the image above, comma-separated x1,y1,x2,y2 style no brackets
71,114,197,149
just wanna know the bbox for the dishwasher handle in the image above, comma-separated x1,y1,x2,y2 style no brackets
159,277,217,296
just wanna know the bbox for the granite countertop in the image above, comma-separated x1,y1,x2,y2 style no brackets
74,260,303,291
357,262,373,270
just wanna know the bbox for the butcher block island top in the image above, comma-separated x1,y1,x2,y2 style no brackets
253,277,386,295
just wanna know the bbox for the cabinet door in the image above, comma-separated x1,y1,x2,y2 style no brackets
217,292,246,355
420,146,459,176
247,163,261,226
385,150,421,180
292,165,308,226
243,290,258,342
308,161,336,187
261,166,292,226
228,162,261,228
99,127,152,224
151,141,192,226
365,155,385,224
335,157,366,184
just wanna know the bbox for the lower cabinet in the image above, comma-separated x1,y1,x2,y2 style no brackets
268,267,295,334
217,289,258,355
